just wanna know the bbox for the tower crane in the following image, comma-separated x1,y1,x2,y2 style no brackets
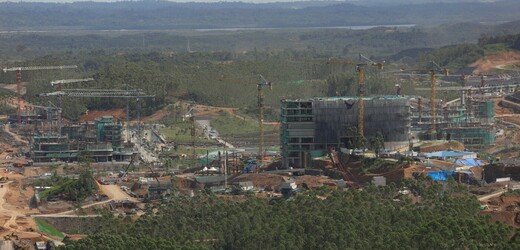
257,75,272,163
37,88,154,143
218,74,272,163
2,65,78,124
399,67,448,135
324,54,384,138
50,78,94,135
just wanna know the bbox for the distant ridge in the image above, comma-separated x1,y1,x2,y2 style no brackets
0,1,519,30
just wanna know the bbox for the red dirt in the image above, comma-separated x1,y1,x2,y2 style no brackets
141,105,171,123
295,175,333,189
470,51,520,74
79,108,126,122
232,173,286,190
419,141,464,153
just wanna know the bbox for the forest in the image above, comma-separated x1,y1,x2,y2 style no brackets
60,179,520,249
2,20,520,61
1,1,520,31
0,50,412,121
1,27,519,121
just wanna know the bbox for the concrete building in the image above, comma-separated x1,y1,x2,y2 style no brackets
280,96,412,167
30,116,134,163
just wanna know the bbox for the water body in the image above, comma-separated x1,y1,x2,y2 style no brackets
195,24,416,32
0,24,416,34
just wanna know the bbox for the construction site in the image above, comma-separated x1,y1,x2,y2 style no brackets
0,55,519,248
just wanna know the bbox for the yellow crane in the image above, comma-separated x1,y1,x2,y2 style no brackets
324,54,384,138
217,74,272,163
399,66,448,135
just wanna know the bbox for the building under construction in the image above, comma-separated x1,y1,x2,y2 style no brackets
280,90,501,167
280,96,412,167
409,97,495,149
30,116,135,163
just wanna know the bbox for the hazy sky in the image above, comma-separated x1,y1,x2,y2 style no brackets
0,0,491,3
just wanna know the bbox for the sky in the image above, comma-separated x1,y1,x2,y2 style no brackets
0,0,494,3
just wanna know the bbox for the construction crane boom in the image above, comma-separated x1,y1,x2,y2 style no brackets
38,89,154,98
399,67,448,135
217,74,272,161
50,78,94,86
37,88,154,142
325,55,384,138
2,65,78,124
2,65,77,72
359,53,384,70
50,78,95,135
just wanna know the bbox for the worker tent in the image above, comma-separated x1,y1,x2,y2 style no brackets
426,171,455,181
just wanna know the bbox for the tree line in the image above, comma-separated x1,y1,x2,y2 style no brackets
60,179,520,249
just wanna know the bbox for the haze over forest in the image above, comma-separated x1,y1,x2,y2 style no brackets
0,0,519,30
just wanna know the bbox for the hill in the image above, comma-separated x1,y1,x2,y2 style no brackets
0,1,520,31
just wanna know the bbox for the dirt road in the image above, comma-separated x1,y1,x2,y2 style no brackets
0,182,24,233
97,183,138,201
32,182,138,217
478,190,507,202
2,124,28,145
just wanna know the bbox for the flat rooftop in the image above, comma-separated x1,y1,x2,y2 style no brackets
282,95,412,102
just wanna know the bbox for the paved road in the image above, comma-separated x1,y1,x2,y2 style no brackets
130,127,159,163
195,119,235,148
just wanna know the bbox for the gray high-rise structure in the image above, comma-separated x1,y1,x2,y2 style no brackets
280,96,412,167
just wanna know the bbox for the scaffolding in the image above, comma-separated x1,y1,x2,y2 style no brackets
30,116,134,163
281,96,411,167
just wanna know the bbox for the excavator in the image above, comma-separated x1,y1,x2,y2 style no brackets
118,155,136,181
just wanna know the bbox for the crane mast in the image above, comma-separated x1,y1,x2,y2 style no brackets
399,66,448,136
430,70,437,133
2,65,77,124
326,55,384,139
38,88,154,142
257,75,272,164
356,66,365,137
50,78,94,135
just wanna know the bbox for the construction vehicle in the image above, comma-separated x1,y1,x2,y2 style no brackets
327,147,358,188
119,155,136,180
2,65,77,124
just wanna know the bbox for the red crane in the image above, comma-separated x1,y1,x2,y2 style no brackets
2,65,77,123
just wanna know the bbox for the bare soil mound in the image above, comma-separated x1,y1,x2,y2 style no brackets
470,51,520,74
232,173,286,190
79,108,125,122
